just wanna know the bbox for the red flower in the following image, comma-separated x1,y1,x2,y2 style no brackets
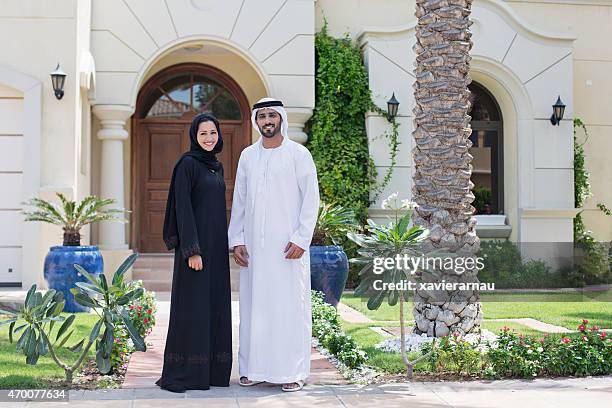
538,339,545,343
144,319,149,324
452,331,460,337
147,309,152,314
138,306,142,310
582,319,589,324
593,325,599,331
578,324,586,332
601,332,607,339
501,326,510,332
581,336,588,342
129,305,134,309
561,337,571,344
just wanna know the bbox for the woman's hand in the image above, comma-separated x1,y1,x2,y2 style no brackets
188,255,203,271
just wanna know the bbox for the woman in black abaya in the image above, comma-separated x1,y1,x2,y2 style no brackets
156,113,232,393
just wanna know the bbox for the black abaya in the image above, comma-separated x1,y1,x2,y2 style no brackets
156,119,232,392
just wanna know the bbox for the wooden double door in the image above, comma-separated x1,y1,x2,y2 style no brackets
132,63,250,253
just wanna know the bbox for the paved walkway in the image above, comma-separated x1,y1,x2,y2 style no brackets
9,376,608,407
123,292,346,389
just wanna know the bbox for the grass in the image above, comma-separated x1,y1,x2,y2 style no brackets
340,320,425,374
341,291,612,330
0,312,99,389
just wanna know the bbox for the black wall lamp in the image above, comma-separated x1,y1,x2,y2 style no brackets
387,92,399,119
50,63,67,100
550,95,566,126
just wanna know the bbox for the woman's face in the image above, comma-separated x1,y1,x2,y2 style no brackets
197,120,219,151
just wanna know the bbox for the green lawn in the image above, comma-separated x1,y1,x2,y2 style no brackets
341,291,612,330
0,312,99,388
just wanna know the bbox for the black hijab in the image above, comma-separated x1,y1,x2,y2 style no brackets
163,113,224,250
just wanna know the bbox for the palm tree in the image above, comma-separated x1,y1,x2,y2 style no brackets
22,193,127,246
411,0,483,336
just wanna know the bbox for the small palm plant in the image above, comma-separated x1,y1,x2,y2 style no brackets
22,193,127,246
311,202,360,246
0,254,145,382
348,192,432,377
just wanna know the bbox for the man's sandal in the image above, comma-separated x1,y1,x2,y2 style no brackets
281,380,304,392
239,376,263,387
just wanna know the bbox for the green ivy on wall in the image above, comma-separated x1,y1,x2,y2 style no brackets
572,118,611,285
306,23,399,222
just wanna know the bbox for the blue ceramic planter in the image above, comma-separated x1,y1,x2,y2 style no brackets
44,246,104,313
310,245,349,307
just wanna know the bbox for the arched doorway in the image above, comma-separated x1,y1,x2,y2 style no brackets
468,81,504,215
132,63,250,253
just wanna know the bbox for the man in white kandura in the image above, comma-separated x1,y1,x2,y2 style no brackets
228,97,320,392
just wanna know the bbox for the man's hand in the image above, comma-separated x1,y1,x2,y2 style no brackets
284,242,305,259
233,245,249,267
188,255,203,271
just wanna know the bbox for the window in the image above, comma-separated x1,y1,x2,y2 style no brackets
468,82,503,215
140,73,241,120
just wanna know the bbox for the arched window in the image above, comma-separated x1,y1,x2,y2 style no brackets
139,73,242,120
468,82,504,215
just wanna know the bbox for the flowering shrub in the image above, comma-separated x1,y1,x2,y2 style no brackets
425,331,484,376
126,280,157,338
109,280,157,371
544,320,611,376
311,290,367,369
110,324,132,372
487,327,545,378
486,321,611,378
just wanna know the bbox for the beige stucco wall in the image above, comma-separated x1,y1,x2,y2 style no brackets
316,0,611,242
505,0,612,240
0,0,93,288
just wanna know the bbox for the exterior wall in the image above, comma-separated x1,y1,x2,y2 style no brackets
90,0,315,111
505,0,612,240
0,0,92,288
316,0,610,244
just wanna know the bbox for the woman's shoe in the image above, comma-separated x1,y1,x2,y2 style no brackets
281,380,304,392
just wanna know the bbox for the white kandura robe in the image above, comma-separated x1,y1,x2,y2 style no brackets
228,136,320,383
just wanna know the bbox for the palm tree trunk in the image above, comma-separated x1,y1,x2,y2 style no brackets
411,0,483,336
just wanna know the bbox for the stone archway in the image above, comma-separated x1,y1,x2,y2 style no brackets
131,63,251,253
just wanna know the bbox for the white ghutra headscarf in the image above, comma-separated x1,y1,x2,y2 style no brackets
251,97,289,138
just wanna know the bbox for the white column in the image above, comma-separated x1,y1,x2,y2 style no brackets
92,105,133,250
286,107,313,145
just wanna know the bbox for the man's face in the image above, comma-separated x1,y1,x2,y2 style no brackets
256,108,282,138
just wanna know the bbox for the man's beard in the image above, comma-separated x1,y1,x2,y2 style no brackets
259,124,281,138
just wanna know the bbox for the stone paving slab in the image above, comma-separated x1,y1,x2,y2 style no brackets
486,318,573,333
62,376,611,406
336,302,374,323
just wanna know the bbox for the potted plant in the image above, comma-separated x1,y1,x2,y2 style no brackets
310,202,359,306
22,193,127,312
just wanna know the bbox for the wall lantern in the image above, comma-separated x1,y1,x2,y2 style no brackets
50,63,67,100
387,92,400,119
550,95,566,126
